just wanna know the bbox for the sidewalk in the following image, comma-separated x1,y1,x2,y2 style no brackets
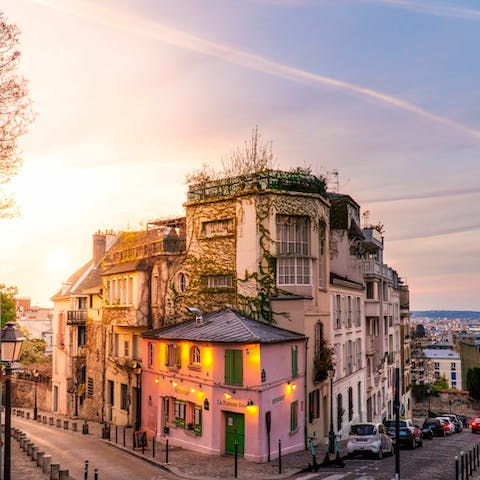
12,407,348,479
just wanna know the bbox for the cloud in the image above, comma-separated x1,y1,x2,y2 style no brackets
390,223,480,242
31,0,480,141
363,0,480,20
364,186,480,204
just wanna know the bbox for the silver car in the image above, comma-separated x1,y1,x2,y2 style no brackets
347,422,393,459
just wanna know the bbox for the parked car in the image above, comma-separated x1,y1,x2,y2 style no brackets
421,425,434,440
347,422,393,459
471,418,480,434
437,417,455,435
441,414,463,432
423,418,446,437
383,419,423,449
458,415,469,428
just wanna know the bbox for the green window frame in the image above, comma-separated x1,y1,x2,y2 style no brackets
194,406,202,436
225,349,243,386
291,345,298,377
165,343,181,368
290,400,298,432
174,399,186,428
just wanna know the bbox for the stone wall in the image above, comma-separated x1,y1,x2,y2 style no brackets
12,376,52,412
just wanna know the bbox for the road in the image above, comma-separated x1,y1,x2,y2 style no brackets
13,416,174,480
293,430,480,480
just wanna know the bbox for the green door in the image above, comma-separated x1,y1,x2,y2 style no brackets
225,412,245,456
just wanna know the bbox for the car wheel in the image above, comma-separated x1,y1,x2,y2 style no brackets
377,447,383,460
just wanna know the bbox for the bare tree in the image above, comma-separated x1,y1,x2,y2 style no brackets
1,11,35,216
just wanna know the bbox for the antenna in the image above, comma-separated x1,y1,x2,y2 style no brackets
327,169,339,193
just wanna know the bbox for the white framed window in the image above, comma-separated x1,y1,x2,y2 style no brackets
190,346,201,365
276,215,311,286
203,275,233,289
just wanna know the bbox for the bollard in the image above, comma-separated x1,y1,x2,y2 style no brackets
94,469,99,480
123,427,126,447
278,439,282,475
152,436,155,458
31,445,39,461
234,440,238,478
43,455,52,474
38,415,42,422
64,420,69,430
26,411,31,420
115,425,118,443
50,417,54,426
51,463,60,480
84,460,89,480
461,452,465,480
37,451,45,467
43,415,47,424
456,456,459,480
471,450,474,475
59,469,69,480
57,419,62,428
72,422,78,432
27,442,34,456
466,452,470,479
166,439,169,463
82,420,89,435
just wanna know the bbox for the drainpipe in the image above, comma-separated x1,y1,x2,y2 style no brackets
304,337,309,450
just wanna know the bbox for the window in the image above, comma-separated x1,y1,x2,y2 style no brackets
335,294,341,329
451,372,457,381
165,344,181,368
120,384,128,411
451,362,456,370
314,322,324,355
309,390,320,423
114,333,119,356
355,297,361,327
348,387,353,421
291,345,298,377
77,325,86,347
276,215,311,286
108,380,114,406
366,282,374,300
133,335,140,360
124,340,129,358
452,381,457,388
347,296,352,328
225,350,243,386
148,342,154,368
290,400,299,432
318,221,326,288
201,218,234,237
174,399,186,428
190,346,201,365
152,274,159,305
203,275,233,289
434,362,440,370
178,273,187,293
87,377,94,398
193,406,202,436
337,394,344,431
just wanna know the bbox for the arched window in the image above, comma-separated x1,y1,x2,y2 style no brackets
190,346,200,365
178,273,187,293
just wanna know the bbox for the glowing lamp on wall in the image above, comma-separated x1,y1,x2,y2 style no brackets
224,393,232,400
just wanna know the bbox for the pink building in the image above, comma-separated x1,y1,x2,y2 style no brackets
140,308,306,462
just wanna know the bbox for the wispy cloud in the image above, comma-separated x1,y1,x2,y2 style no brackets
364,0,480,20
32,0,480,141
364,186,480,204
391,223,480,242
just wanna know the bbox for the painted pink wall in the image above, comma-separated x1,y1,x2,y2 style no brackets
140,337,305,462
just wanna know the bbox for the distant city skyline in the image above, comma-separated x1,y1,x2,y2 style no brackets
1,0,479,310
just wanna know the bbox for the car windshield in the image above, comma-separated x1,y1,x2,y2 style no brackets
384,420,408,428
351,424,375,436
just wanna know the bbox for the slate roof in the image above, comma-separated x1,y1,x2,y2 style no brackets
102,259,148,276
50,261,93,301
142,308,305,344
423,348,460,359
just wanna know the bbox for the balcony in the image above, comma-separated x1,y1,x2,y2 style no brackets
365,302,380,317
363,260,393,280
366,335,376,355
67,310,87,325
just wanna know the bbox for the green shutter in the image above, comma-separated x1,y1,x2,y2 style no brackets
291,345,298,377
290,401,298,432
175,344,181,367
164,344,169,366
225,350,234,384
233,350,243,386
225,350,243,386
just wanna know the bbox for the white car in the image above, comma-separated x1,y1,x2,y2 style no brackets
347,422,393,459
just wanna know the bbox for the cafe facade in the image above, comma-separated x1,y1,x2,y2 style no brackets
140,308,306,462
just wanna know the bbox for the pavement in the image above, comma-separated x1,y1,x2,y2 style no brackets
10,407,347,479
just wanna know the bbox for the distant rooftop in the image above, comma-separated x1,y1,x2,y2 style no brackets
423,348,460,359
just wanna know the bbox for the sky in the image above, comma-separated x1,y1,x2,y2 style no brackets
1,0,479,311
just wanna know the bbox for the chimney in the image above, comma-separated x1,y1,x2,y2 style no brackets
93,232,107,265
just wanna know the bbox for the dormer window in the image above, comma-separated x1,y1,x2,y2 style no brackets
190,346,201,366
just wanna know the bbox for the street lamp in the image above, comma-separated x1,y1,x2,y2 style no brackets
33,368,39,421
2,321,25,480
132,361,142,431
427,387,431,416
